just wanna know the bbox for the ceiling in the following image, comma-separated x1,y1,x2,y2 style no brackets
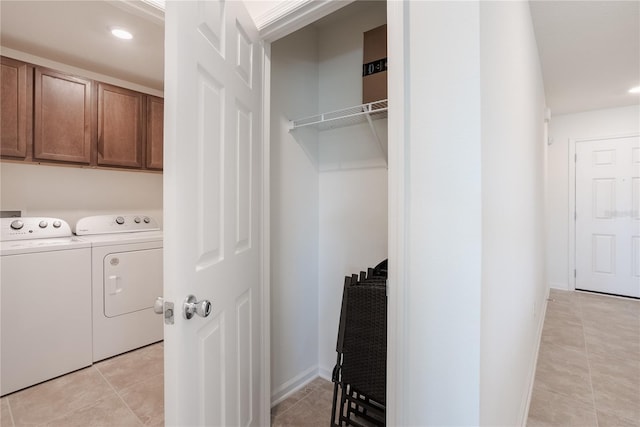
0,1,638,115
0,1,165,90
529,0,640,115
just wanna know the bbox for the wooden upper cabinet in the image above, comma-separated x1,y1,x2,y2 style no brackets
1,57,31,159
98,83,143,168
34,67,92,164
146,96,163,170
0,56,162,172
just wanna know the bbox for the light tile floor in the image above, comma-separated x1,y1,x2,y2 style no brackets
0,342,163,427
527,289,640,427
271,377,335,426
4,289,636,427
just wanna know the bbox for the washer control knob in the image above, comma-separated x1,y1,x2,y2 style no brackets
116,216,125,225
39,221,48,228
143,217,151,224
52,220,62,228
10,220,24,230
134,217,141,224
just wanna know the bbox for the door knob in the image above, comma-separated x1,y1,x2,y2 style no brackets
154,296,164,314
183,295,212,319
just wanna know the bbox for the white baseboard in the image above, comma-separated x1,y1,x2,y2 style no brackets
271,365,319,407
518,286,550,426
318,366,332,382
549,281,569,290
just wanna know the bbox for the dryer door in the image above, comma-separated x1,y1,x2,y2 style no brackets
103,248,163,317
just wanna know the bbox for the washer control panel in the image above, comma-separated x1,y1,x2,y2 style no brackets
74,214,160,235
1,217,72,241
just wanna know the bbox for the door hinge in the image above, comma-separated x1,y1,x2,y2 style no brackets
574,211,577,220
575,153,577,162
574,269,577,278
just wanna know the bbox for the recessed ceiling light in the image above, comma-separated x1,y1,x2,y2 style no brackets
629,86,640,94
111,28,133,40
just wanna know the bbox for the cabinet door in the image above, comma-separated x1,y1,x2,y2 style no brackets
34,67,92,164
98,83,143,168
1,57,31,159
146,96,163,170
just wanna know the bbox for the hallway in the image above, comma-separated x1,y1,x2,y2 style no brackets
527,289,640,426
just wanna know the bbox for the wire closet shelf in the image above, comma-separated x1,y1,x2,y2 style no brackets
289,99,388,132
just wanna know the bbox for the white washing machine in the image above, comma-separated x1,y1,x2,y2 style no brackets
75,214,163,362
1,217,92,396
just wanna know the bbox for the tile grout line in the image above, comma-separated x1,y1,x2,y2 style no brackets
6,397,16,427
4,344,163,427
94,346,163,397
576,294,599,427
272,379,333,424
272,379,326,421
93,363,145,426
10,367,114,427
273,387,314,420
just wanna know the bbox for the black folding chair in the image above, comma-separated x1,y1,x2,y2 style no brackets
331,265,387,426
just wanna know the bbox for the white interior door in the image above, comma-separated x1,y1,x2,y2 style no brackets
163,1,265,425
575,136,640,297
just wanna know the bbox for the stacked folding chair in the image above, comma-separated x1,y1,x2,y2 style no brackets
331,260,387,426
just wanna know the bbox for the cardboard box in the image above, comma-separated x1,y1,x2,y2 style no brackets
362,24,387,104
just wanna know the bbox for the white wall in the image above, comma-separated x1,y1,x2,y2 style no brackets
0,163,162,226
318,168,387,377
400,2,483,425
479,2,548,425
316,1,387,378
547,105,640,290
269,25,320,403
393,2,548,425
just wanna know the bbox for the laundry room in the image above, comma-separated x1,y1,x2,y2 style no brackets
0,1,164,226
0,0,166,407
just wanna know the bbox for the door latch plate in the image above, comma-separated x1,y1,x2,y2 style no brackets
164,301,174,325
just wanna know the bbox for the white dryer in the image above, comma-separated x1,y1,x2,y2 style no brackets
75,214,163,362
1,218,92,396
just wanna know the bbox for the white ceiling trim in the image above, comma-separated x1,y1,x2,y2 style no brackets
257,0,353,42
109,0,165,25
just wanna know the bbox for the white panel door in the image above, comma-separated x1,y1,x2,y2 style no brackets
575,136,640,297
164,1,264,425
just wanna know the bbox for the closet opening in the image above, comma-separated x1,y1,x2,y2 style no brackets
269,1,389,423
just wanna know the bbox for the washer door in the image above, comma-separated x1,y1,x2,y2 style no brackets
103,248,162,317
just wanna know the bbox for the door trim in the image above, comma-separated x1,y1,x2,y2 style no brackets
256,0,354,42
568,132,640,291
386,1,406,424
260,40,272,425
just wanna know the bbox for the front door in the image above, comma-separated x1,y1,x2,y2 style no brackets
575,135,640,297
163,1,265,425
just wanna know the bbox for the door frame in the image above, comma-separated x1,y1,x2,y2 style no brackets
567,132,640,291
260,39,272,426
256,0,404,423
